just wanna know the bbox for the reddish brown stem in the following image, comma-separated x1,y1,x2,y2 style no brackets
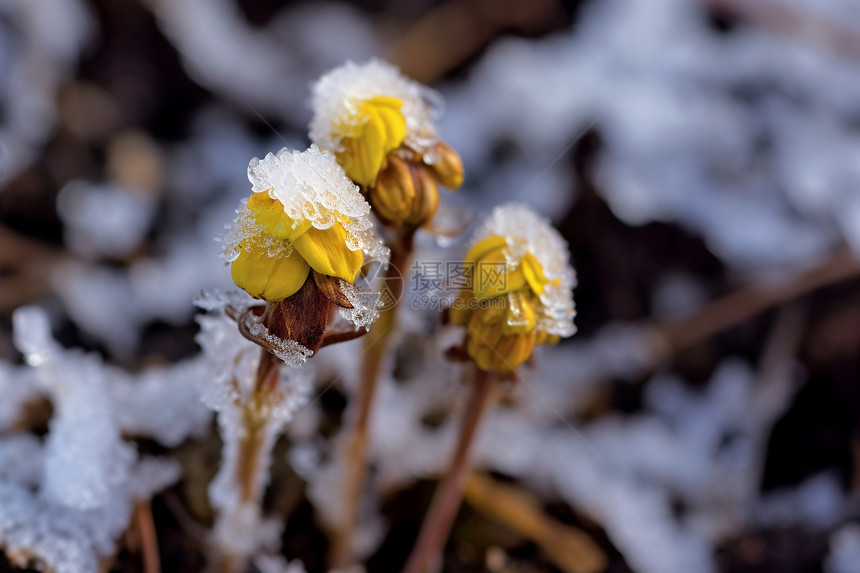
401,369,497,573
135,500,161,573
329,230,414,569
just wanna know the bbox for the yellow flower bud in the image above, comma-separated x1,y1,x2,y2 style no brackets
403,165,440,227
450,205,578,372
466,305,537,372
225,146,383,303
368,155,415,224
310,61,463,232
428,141,464,190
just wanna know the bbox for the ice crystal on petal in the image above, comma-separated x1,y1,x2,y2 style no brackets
221,146,389,268
248,146,367,229
310,59,441,159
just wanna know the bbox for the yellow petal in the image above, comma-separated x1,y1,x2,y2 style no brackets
337,96,407,187
465,236,508,264
247,191,311,241
291,222,363,282
230,238,310,301
535,330,560,346
473,247,525,299
521,251,551,296
466,310,536,372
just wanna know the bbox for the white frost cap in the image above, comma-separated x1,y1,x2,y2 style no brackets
309,59,442,160
472,203,578,337
223,145,389,264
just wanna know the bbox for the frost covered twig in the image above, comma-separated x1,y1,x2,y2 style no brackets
196,302,312,573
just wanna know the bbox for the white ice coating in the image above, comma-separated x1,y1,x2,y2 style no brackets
338,279,383,329
222,145,389,266
471,203,577,337
194,297,313,562
247,321,314,367
309,59,442,161
3,307,183,573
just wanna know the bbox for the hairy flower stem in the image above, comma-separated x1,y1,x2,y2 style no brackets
329,229,414,569
402,369,497,573
214,348,281,573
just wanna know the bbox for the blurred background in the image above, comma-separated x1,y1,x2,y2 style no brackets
3,0,860,571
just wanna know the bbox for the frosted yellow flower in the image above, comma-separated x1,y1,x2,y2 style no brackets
222,146,389,352
450,204,577,372
310,59,463,228
224,146,383,301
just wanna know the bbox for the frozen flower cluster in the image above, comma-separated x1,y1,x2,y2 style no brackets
1,0,858,571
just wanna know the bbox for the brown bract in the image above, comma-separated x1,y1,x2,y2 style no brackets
227,272,365,359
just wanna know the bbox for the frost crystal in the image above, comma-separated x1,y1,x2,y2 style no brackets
109,358,212,447
338,279,383,328
2,307,183,573
222,145,389,265
471,203,577,336
310,59,442,161
247,321,314,367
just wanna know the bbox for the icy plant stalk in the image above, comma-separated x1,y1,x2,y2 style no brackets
205,145,387,572
197,307,312,573
404,205,577,573
309,60,464,567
